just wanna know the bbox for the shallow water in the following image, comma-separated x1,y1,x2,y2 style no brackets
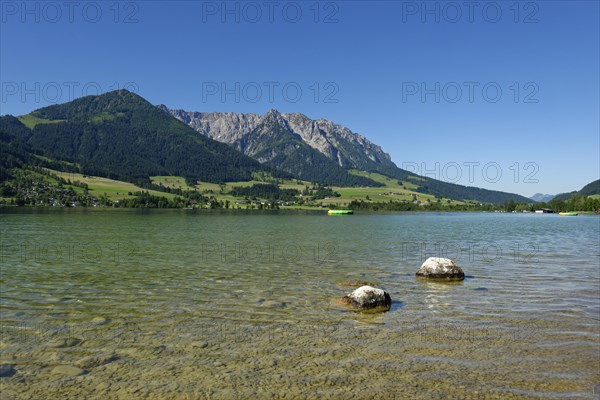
1,209,599,399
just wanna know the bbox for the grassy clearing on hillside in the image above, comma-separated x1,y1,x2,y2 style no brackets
89,112,118,124
122,172,466,208
152,176,289,193
347,169,419,190
151,176,195,190
33,154,79,168
340,169,460,205
279,183,308,191
50,170,176,200
156,172,464,207
17,114,64,129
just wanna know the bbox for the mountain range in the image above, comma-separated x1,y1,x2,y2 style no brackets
158,106,394,187
529,193,556,203
160,106,395,170
1,90,539,204
161,105,534,204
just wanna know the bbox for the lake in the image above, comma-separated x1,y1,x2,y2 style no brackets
1,209,599,399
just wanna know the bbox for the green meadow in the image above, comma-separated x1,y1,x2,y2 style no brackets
50,170,177,200
13,169,466,208
17,114,64,129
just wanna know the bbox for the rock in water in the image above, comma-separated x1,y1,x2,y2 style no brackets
0,364,16,378
342,286,391,310
74,352,118,369
50,365,86,377
46,338,82,348
416,257,465,281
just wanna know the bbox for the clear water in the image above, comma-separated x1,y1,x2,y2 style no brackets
1,209,599,399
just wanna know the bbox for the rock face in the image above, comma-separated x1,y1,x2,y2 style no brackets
158,106,395,171
416,257,465,281
342,286,392,310
158,106,389,186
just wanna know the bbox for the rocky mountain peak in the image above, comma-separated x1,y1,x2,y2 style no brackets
265,108,281,116
261,109,288,128
160,105,396,171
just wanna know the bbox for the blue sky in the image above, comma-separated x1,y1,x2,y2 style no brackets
1,0,598,196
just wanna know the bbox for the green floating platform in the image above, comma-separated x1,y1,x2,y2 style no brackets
328,209,354,215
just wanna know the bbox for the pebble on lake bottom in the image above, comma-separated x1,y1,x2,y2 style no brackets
50,365,86,377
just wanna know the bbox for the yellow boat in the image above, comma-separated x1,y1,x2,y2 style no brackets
559,212,578,216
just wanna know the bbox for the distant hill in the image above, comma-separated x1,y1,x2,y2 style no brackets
530,193,556,203
552,179,600,202
1,90,274,184
165,106,534,204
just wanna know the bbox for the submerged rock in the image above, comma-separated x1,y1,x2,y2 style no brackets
74,352,118,369
91,317,109,325
0,364,16,378
47,338,82,348
342,286,391,310
336,280,378,287
51,365,86,377
416,257,465,281
259,300,287,309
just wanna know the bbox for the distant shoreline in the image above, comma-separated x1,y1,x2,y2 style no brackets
1,206,597,215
